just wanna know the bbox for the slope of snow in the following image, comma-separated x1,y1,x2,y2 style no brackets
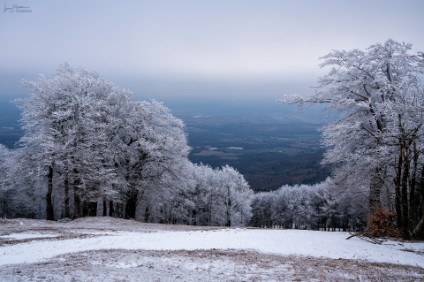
1,228,423,267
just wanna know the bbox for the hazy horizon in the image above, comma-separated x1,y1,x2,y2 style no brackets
1,0,423,102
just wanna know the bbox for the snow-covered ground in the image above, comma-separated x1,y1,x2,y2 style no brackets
2,227,424,267
0,217,423,281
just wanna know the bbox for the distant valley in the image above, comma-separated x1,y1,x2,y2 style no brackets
0,97,331,191
172,101,331,191
0,98,22,148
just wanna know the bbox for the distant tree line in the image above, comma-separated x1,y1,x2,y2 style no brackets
250,179,368,231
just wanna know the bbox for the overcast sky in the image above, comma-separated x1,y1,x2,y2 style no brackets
1,0,423,100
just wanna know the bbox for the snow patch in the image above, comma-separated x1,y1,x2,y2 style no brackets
0,228,423,268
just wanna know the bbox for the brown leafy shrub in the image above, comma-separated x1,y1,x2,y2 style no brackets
365,207,399,238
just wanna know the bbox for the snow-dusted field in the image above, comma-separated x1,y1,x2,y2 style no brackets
0,218,423,281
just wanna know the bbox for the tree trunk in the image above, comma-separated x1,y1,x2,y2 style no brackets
63,163,70,219
72,165,82,218
109,200,114,216
125,190,137,219
96,196,104,216
394,147,403,230
226,187,232,227
103,198,107,216
74,193,82,218
369,167,383,213
46,165,55,220
144,206,150,222
411,166,424,239
409,140,418,228
401,146,411,239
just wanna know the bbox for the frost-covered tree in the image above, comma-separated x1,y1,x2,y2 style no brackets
19,65,191,220
19,64,132,219
0,145,13,217
250,192,274,228
219,165,253,227
150,163,254,227
113,100,190,219
281,40,424,238
184,163,216,226
0,146,36,218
